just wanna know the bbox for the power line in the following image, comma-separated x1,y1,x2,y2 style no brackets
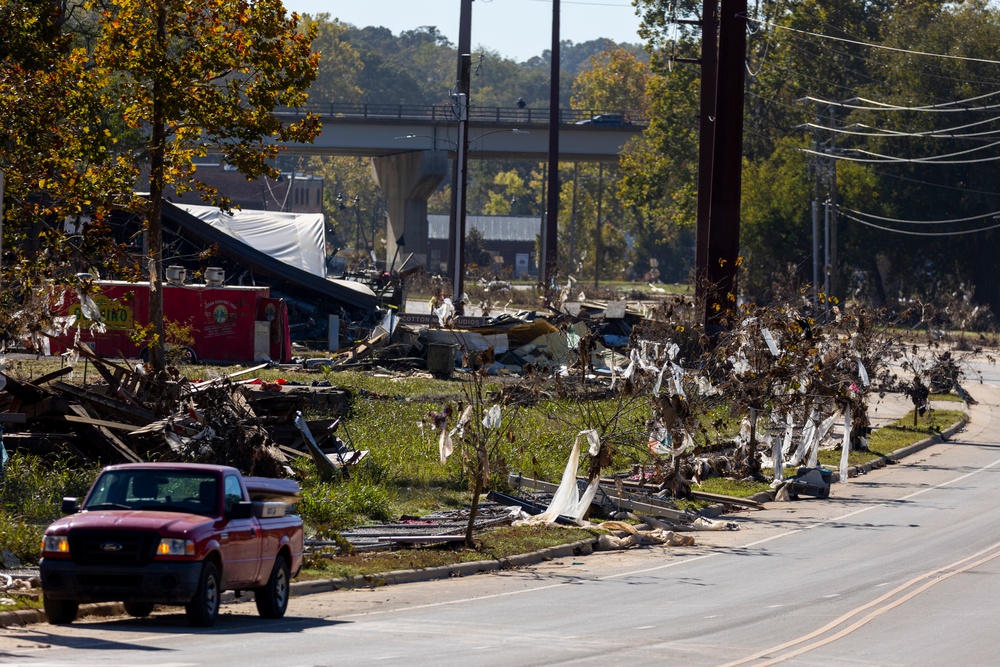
800,143,1000,165
840,207,1000,226
800,120,1000,140
747,17,1000,66
799,93,1000,113
839,210,1000,236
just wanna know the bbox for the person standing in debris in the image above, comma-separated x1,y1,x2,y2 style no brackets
429,289,444,313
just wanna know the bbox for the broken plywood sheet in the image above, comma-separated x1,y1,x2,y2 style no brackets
425,329,508,355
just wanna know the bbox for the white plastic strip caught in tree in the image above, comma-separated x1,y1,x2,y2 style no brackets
840,404,852,482
787,408,818,467
521,430,601,524
483,404,502,429
781,411,795,459
438,429,453,464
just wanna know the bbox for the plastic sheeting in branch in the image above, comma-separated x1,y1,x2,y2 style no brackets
518,430,601,525
839,404,852,483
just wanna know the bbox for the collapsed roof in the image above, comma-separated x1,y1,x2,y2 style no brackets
161,202,377,312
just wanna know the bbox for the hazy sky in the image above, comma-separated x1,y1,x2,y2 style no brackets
285,0,645,62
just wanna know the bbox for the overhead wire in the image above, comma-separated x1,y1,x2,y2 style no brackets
838,210,1000,236
799,118,1000,140
747,15,1000,66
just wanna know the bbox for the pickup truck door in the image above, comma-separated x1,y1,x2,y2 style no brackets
219,474,262,586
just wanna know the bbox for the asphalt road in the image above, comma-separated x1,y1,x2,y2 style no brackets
3,386,999,666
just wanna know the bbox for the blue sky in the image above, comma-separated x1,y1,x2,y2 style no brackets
285,0,645,62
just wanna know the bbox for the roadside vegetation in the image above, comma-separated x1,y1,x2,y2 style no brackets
0,290,989,583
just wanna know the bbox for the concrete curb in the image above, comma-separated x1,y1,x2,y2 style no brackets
835,418,967,482
291,537,597,594
693,418,968,516
0,538,599,627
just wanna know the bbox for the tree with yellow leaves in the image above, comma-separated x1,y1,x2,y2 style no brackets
93,0,321,371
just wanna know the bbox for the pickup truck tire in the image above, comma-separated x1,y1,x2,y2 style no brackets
44,598,78,625
255,555,290,619
185,561,221,627
124,601,155,618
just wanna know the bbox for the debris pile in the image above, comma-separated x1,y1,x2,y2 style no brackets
0,347,356,478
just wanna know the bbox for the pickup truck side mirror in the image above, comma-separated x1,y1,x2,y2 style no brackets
229,501,254,520
61,497,79,515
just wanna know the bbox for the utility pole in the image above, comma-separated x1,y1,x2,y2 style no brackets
704,0,747,334
449,0,473,301
542,0,560,287
594,163,604,290
688,0,718,307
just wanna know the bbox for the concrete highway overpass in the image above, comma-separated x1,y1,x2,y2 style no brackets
275,103,645,273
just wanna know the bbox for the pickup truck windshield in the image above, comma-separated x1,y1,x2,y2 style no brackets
84,470,220,517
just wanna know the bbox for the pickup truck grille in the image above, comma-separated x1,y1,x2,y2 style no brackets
68,530,159,565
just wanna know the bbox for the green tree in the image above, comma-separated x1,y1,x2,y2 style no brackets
306,15,364,104
0,0,139,343
571,45,651,117
93,0,320,371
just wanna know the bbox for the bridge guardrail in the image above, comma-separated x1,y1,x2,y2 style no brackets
276,103,645,126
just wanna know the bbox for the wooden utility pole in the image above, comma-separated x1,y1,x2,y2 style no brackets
704,0,747,335
542,0,560,287
693,0,718,303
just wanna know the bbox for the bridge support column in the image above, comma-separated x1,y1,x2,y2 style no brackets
371,150,449,272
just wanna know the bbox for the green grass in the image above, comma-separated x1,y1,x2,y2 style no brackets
697,477,771,498
0,455,100,565
0,592,42,613
298,524,600,580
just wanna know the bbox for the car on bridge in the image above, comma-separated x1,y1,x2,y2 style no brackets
575,113,632,126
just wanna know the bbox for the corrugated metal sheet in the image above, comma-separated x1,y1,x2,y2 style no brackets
428,214,541,242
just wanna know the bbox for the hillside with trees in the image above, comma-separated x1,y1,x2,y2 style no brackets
6,2,1000,330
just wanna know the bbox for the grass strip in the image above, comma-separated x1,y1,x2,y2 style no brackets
298,524,600,580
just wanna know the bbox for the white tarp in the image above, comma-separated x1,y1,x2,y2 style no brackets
518,430,601,525
176,203,327,278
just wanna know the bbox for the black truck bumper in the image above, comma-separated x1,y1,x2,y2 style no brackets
40,558,203,604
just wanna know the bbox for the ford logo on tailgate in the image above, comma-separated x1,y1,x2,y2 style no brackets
100,542,123,552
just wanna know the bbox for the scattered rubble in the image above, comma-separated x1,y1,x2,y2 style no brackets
0,345,356,477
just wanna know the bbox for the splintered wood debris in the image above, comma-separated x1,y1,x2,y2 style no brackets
0,346,357,478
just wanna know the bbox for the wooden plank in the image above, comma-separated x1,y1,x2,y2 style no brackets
508,473,694,523
67,404,142,463
376,535,466,543
52,381,156,422
29,366,75,386
61,414,140,432
191,363,270,391
688,490,764,509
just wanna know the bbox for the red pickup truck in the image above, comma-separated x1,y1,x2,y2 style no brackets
39,463,304,627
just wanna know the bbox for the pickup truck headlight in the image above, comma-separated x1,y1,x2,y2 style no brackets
42,535,70,555
156,538,195,557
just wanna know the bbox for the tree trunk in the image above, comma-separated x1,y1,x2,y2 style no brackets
147,0,168,374
464,474,483,548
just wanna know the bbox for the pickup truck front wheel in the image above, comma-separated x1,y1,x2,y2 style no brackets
254,555,290,619
185,562,220,627
43,598,78,625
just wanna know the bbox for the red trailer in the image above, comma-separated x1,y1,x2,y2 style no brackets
55,280,292,364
